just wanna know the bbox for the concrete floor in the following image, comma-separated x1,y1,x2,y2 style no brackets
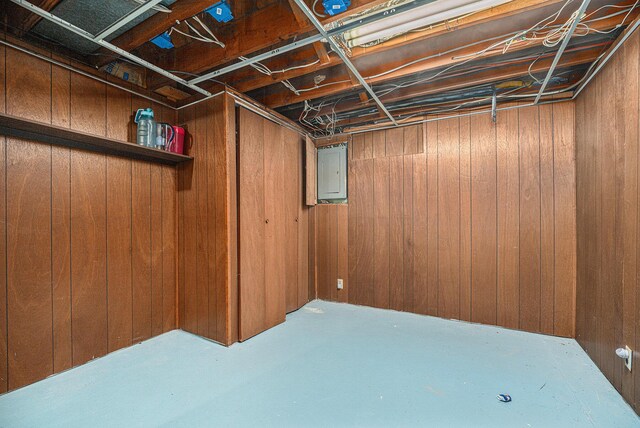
0,300,638,427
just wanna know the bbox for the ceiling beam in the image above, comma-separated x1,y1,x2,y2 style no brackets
291,0,397,125
177,0,571,104
158,2,314,76
326,47,601,126
91,0,216,67
258,9,629,108
287,0,332,64
7,0,63,36
231,0,569,93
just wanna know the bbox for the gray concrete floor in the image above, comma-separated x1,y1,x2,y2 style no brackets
1,300,638,427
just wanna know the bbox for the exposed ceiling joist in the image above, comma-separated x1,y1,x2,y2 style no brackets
15,0,62,36
308,44,605,119
329,47,602,127
258,11,630,108
92,0,216,67
159,2,314,76
291,0,398,125
188,0,568,97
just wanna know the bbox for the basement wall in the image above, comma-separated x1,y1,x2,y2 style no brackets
0,40,178,393
177,94,239,345
575,29,640,413
313,102,577,337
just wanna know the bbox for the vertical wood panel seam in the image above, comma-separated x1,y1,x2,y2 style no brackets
49,56,54,372
494,117,498,325
552,106,556,333
538,107,542,332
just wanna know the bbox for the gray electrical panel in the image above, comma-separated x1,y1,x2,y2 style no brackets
317,144,347,201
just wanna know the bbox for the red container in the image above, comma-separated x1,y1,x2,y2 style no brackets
169,126,185,154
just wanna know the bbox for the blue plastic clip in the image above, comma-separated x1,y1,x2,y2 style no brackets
323,0,351,16
150,32,174,49
206,1,234,23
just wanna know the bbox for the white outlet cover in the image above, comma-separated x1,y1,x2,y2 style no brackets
337,279,343,290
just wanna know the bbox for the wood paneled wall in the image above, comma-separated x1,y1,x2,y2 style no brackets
0,43,177,393
315,104,576,337
177,94,238,345
237,108,310,340
575,30,640,414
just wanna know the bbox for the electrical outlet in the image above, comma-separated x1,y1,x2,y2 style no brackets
625,346,633,371
337,279,343,290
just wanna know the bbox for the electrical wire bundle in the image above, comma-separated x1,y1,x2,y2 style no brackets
295,0,640,135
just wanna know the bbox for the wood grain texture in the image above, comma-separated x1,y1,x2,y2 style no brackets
496,108,519,330
263,119,286,328
470,114,497,326
70,150,107,365
238,107,266,340
518,104,541,333
315,105,576,338
0,47,178,392
0,134,6,393
306,136,317,206
575,30,640,414
106,157,133,352
6,138,52,390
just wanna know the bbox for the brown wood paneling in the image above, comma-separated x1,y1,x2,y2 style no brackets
386,127,404,157
0,134,6,393
388,156,404,310
264,119,286,328
315,104,576,339
70,150,108,365
162,166,178,332
6,48,50,123
413,152,428,315
402,155,413,312
132,161,152,343
284,131,299,313
336,205,348,304
151,165,164,337
6,138,52,390
539,104,555,336
496,108,519,330
0,43,177,392
306,136,317,206
238,108,266,340
359,159,375,307
298,140,311,307
618,31,638,404
470,114,497,326
106,157,133,352
553,102,576,338
195,106,209,337
575,30,640,414
437,118,460,319
373,156,390,309
458,117,472,322
426,121,438,316
0,41,5,389
518,105,541,333
106,85,133,353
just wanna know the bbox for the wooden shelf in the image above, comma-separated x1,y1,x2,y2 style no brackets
0,113,193,165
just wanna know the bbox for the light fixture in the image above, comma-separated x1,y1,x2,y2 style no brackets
343,0,513,47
